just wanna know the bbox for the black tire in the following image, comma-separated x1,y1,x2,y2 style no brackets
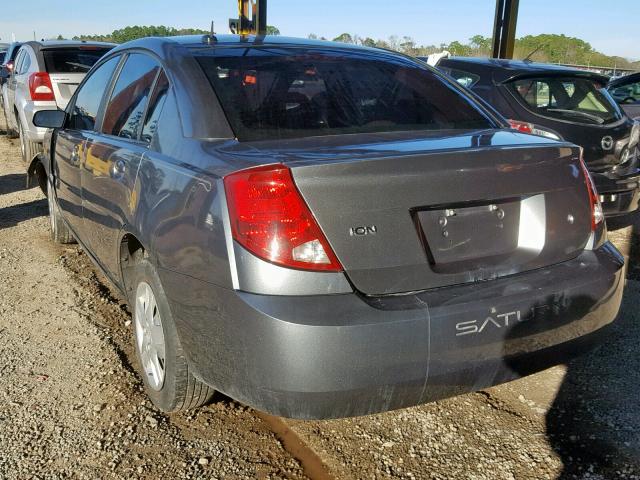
47,178,75,244
129,257,214,412
18,118,42,164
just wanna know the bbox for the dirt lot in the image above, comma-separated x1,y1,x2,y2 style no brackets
1,126,639,479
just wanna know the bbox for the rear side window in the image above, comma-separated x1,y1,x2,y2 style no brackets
195,47,493,141
141,71,169,144
510,77,621,125
43,48,111,74
13,50,25,74
102,54,160,139
68,55,120,131
18,52,31,74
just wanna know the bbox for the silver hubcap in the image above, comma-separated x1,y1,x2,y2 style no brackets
134,282,166,391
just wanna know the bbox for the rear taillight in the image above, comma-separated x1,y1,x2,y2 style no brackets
579,151,604,231
224,164,343,272
508,119,562,140
28,72,55,101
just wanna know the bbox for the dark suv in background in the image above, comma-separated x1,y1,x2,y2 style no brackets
435,57,640,216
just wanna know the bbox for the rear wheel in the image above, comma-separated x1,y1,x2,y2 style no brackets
130,257,214,412
18,118,41,165
47,178,74,244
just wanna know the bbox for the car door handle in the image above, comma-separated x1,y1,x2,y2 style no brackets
112,159,126,178
70,145,80,165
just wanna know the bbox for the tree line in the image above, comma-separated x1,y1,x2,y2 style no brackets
321,32,638,70
58,25,637,70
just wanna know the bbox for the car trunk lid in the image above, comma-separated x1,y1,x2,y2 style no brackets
48,72,84,109
219,130,593,295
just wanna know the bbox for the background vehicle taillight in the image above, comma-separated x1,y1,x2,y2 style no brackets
507,119,562,140
508,119,533,134
224,164,343,272
579,151,604,231
28,72,55,101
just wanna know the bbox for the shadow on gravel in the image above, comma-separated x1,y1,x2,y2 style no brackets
0,173,27,196
545,217,640,479
0,198,47,229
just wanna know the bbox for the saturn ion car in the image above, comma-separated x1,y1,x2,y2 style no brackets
33,35,624,419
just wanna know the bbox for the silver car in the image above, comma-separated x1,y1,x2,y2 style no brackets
1,40,113,167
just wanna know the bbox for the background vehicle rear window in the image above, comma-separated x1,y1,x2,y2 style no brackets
43,48,111,74
194,47,493,141
509,77,620,125
102,54,160,139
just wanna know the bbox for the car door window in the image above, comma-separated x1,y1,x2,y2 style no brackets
141,70,169,145
101,53,160,140
68,55,121,131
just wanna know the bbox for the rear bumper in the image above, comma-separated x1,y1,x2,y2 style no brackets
161,242,625,419
593,169,640,216
20,101,57,143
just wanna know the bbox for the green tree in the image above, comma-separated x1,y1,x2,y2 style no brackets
266,25,280,35
333,33,354,44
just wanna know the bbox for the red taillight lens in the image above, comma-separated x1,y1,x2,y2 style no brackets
28,72,55,101
507,119,533,134
579,151,604,231
224,164,343,272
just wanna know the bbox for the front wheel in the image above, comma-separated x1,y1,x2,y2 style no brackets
130,258,214,412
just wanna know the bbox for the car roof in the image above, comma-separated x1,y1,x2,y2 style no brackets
109,34,395,59
440,56,610,84
608,71,640,88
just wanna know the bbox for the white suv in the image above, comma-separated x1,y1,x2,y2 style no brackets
3,40,114,164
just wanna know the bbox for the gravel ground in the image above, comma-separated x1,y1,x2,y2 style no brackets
0,118,639,479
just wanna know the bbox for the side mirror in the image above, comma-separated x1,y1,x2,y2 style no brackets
0,67,9,79
33,109,66,129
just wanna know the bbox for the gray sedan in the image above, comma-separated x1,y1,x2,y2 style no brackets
34,35,624,419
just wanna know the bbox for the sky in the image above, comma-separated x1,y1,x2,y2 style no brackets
0,0,638,59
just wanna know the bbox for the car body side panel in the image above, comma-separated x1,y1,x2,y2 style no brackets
129,91,233,289
81,134,145,281
54,129,87,234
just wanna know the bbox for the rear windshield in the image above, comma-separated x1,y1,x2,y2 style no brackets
43,48,111,74
509,76,621,125
194,47,494,141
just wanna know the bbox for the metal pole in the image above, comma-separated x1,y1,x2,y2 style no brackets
256,0,267,35
492,0,519,59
